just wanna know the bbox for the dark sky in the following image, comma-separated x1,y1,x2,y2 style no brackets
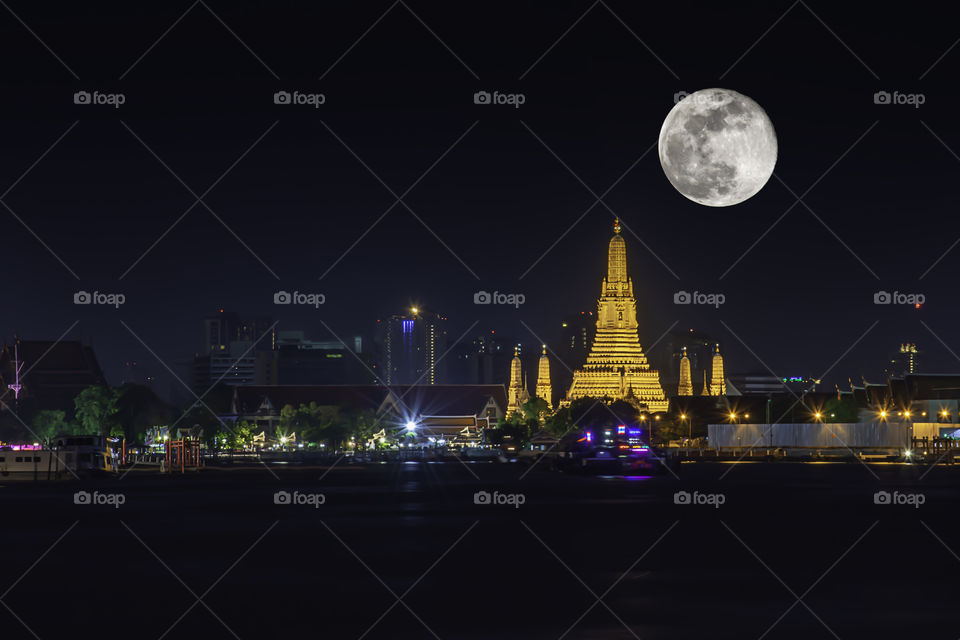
2,1,958,402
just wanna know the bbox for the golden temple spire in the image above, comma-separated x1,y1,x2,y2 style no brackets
678,347,693,396
565,220,666,411
711,343,726,396
536,344,553,410
507,345,528,414
606,222,628,286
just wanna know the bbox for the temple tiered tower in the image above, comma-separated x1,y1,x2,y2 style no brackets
506,346,529,415
565,220,667,411
678,347,693,396
710,344,726,396
701,370,710,395
535,345,553,409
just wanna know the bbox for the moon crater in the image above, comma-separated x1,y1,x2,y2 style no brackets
658,88,777,207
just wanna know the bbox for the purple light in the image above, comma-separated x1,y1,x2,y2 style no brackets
585,431,593,443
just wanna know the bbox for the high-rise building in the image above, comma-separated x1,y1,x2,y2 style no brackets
203,310,275,353
535,346,553,409
565,220,667,411
886,343,919,378
194,311,276,393
451,330,520,385
556,311,596,394
204,311,241,352
375,307,448,385
275,330,374,385
561,311,596,362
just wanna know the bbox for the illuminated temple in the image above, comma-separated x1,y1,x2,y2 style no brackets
565,220,668,411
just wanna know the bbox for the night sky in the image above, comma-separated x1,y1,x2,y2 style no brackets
2,1,958,402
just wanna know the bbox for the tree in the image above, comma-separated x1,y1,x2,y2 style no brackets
822,396,860,423
114,383,178,443
346,409,379,451
74,385,122,436
489,408,537,448
521,397,549,423
221,420,255,450
31,409,67,444
544,406,573,436
280,402,332,447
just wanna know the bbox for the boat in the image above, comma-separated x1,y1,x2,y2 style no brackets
0,435,115,476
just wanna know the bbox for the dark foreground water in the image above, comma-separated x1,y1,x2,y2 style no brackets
0,459,956,639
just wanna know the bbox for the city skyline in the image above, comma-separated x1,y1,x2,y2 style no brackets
0,215,942,408
4,4,960,639
1,2,957,403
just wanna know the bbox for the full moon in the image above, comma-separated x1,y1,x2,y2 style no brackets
658,88,777,207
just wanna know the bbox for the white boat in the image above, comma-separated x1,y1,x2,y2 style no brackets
0,435,115,476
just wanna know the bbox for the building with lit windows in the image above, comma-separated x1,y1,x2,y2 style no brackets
886,343,920,377
193,311,277,394
375,308,448,385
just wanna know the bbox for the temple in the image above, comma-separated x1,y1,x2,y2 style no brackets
565,220,668,411
506,346,529,415
710,344,726,395
535,346,553,409
678,347,693,396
